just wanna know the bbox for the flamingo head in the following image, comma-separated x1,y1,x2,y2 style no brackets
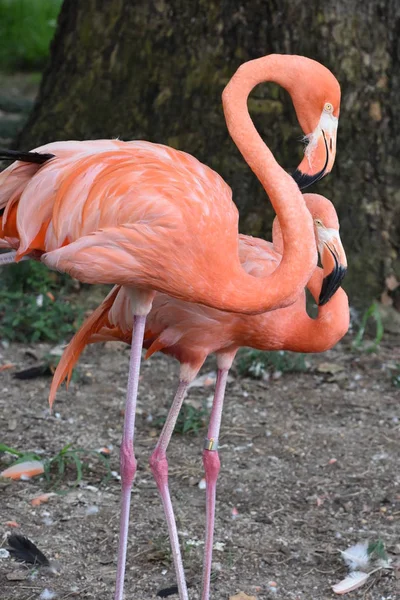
304,193,347,305
289,59,341,190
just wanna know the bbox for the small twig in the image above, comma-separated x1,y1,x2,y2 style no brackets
314,567,338,574
267,505,285,517
361,567,391,597
3,587,42,590
98,536,110,547
130,546,156,560
383,435,398,444
61,585,91,599
24,414,48,421
368,566,393,576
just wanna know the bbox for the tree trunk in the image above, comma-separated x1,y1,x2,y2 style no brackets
17,0,400,309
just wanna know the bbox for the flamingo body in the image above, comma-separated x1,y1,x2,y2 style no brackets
0,54,343,600
0,54,342,316
0,139,312,314
50,193,349,402
49,194,349,600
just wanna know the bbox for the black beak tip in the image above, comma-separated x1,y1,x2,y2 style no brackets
318,266,347,306
292,168,326,191
292,129,329,190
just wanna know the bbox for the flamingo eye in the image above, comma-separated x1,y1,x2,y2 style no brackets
314,219,323,227
324,102,333,113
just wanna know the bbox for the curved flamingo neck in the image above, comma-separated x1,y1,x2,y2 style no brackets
286,269,349,352
240,269,349,353
287,270,349,352
222,55,298,188
220,55,316,313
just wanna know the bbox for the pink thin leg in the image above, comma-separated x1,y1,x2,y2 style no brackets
201,368,229,600
114,315,146,600
149,380,189,600
0,251,30,265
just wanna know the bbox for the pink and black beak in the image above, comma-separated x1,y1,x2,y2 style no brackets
292,131,330,190
319,255,347,305
292,108,338,190
317,230,347,306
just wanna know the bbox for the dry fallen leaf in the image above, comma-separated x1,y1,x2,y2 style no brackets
30,493,56,507
4,521,19,528
393,559,400,579
6,571,27,581
188,371,217,388
380,290,393,306
0,460,44,480
317,362,345,374
96,447,111,456
8,418,17,431
229,593,257,600
385,274,399,291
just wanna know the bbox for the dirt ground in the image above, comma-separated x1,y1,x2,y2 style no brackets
0,331,399,600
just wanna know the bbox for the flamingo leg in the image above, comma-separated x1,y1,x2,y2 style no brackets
0,251,29,265
201,368,229,600
114,315,146,600
149,380,190,600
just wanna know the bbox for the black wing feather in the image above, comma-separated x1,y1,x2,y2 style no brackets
157,586,179,598
7,534,50,566
0,149,55,164
14,364,53,380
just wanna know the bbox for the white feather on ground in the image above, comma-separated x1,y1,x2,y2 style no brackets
340,541,370,571
332,571,370,595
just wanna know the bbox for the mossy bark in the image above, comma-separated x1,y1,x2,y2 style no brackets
17,0,400,308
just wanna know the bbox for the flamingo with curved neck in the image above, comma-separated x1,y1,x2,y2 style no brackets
49,193,348,600
0,55,341,600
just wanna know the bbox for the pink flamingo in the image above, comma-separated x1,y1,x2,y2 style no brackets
0,55,341,600
50,194,348,599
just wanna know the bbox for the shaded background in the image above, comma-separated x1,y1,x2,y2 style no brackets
1,0,400,310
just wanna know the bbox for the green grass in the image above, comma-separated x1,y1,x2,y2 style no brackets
155,403,208,436
392,364,400,388
174,403,208,435
0,260,83,343
237,348,308,379
0,290,82,342
352,302,384,353
0,442,113,488
0,0,62,71
367,540,389,563
0,258,68,293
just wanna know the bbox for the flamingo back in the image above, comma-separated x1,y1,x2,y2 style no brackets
49,235,281,403
1,141,244,309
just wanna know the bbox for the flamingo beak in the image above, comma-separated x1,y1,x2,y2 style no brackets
318,230,347,306
292,114,338,190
